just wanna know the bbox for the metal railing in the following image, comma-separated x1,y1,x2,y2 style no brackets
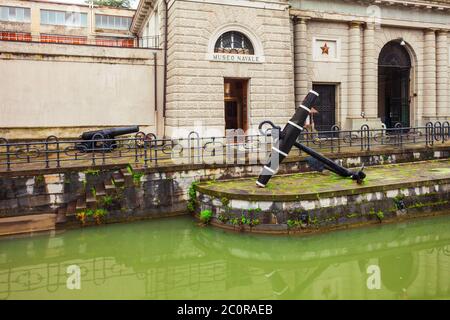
0,122,449,172
0,31,160,49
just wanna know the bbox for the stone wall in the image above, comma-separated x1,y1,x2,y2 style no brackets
0,146,448,229
165,0,294,137
197,178,450,234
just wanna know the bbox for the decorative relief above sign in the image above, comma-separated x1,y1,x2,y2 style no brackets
313,38,340,62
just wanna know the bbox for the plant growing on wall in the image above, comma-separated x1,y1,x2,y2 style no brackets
220,197,230,207
287,219,302,230
76,211,86,225
230,217,239,228
309,215,319,226
369,208,385,222
83,169,100,176
217,214,229,224
91,187,97,198
393,194,406,210
93,208,108,225
76,209,94,226
239,214,249,226
246,208,262,228
101,195,114,208
376,210,384,222
187,181,199,213
200,209,212,225
126,164,144,186
249,218,260,227
35,174,45,186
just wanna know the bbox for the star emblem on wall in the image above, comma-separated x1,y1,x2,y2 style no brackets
321,43,330,55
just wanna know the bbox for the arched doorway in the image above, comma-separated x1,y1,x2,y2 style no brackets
378,41,412,128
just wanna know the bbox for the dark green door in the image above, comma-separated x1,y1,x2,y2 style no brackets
312,84,336,134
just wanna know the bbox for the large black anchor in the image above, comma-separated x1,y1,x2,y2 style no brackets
256,90,366,188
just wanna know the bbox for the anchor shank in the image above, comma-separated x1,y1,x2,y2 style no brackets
293,142,353,177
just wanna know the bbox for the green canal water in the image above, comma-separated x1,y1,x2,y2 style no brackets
1,215,450,300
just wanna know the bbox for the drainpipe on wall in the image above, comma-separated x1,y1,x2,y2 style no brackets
291,15,297,109
163,0,169,137
154,52,158,134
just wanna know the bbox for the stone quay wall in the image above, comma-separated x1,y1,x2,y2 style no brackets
0,146,448,230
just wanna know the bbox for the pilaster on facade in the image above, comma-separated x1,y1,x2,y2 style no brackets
363,22,377,120
436,29,449,120
293,16,310,107
423,29,437,120
347,21,363,126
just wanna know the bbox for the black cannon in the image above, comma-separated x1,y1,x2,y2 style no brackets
256,90,365,188
76,126,139,152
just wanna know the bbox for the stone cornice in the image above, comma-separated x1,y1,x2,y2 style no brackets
340,0,450,11
349,20,365,27
290,1,450,31
372,0,450,10
131,0,157,35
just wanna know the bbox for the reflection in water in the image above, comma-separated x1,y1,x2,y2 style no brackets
0,216,450,299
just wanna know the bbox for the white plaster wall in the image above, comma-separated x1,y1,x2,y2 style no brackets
0,59,155,127
0,42,164,138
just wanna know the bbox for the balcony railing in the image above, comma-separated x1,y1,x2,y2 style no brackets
0,31,159,49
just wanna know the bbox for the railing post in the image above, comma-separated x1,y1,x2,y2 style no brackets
434,122,442,143
426,122,434,147
443,121,450,143
331,125,340,153
45,135,59,169
0,138,11,171
90,133,104,166
154,138,159,166
188,131,200,164
26,143,30,164
55,138,60,168
143,133,156,168
101,140,106,165
360,124,370,151
143,136,149,169
6,142,11,171
394,123,403,148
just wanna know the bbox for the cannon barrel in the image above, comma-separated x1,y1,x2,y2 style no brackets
81,126,139,140
76,126,140,153
256,90,319,188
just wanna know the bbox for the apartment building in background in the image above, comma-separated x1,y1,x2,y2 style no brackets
0,0,146,47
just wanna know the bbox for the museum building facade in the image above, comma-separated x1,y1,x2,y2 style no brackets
132,0,450,137
1,0,450,138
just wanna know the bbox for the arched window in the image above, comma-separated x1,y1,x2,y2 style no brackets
214,31,254,55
